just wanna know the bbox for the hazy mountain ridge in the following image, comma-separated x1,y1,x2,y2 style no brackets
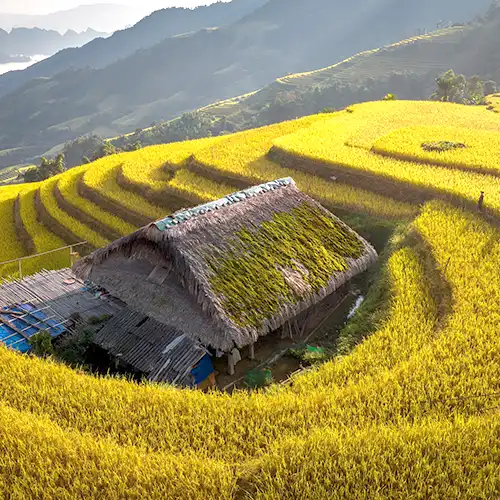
0,0,268,100
0,27,107,58
0,0,494,168
0,4,144,34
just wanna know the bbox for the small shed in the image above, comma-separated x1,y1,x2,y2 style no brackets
94,308,212,387
74,177,377,374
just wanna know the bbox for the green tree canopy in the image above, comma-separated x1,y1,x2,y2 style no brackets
28,330,54,357
23,154,66,183
431,70,487,105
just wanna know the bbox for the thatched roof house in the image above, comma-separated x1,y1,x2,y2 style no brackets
74,178,377,353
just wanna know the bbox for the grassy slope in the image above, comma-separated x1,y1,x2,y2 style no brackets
199,26,470,124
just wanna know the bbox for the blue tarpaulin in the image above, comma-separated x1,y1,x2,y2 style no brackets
190,354,214,385
0,303,66,353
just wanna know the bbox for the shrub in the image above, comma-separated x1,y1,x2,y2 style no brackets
421,141,467,152
29,330,54,357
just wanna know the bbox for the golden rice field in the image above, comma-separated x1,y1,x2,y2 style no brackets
0,98,498,497
486,93,500,113
39,175,108,249
189,116,416,219
0,201,498,496
373,125,500,175
273,100,500,214
57,165,137,237
18,184,69,275
0,185,26,277
83,149,168,220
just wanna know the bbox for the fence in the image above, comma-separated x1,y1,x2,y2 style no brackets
0,242,87,279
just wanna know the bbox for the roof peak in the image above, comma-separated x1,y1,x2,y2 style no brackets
154,177,295,232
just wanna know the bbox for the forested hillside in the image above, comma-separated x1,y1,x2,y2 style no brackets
0,0,492,170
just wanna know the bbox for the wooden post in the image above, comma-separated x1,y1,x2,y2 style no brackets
280,325,286,340
249,343,255,360
18,259,22,279
228,354,235,376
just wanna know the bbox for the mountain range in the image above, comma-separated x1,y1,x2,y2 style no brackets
0,0,495,169
0,0,268,99
0,4,146,34
0,27,107,60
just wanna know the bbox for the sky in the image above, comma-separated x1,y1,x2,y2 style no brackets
0,1,212,15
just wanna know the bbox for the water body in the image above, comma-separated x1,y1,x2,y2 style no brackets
0,55,48,75
347,294,365,320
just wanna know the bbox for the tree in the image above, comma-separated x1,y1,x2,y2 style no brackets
23,154,66,182
466,76,485,105
431,70,467,102
431,70,487,105
100,141,120,157
126,140,142,152
62,134,106,169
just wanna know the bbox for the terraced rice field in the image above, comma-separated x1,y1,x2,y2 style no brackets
0,98,498,497
273,100,500,215
0,185,26,277
17,184,68,275
0,98,498,275
276,27,464,88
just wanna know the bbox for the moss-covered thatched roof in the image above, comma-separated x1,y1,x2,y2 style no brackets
73,178,377,351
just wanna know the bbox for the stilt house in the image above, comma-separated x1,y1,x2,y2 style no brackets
73,178,377,377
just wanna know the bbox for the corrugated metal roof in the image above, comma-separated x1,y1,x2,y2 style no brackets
0,269,123,322
94,309,207,386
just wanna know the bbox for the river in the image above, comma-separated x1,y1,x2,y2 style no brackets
0,55,49,75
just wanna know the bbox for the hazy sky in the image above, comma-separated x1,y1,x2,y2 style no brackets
1,1,214,15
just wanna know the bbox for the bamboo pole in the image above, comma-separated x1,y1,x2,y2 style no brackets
0,242,87,267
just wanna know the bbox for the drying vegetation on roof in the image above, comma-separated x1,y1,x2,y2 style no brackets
208,202,363,329
74,179,376,350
